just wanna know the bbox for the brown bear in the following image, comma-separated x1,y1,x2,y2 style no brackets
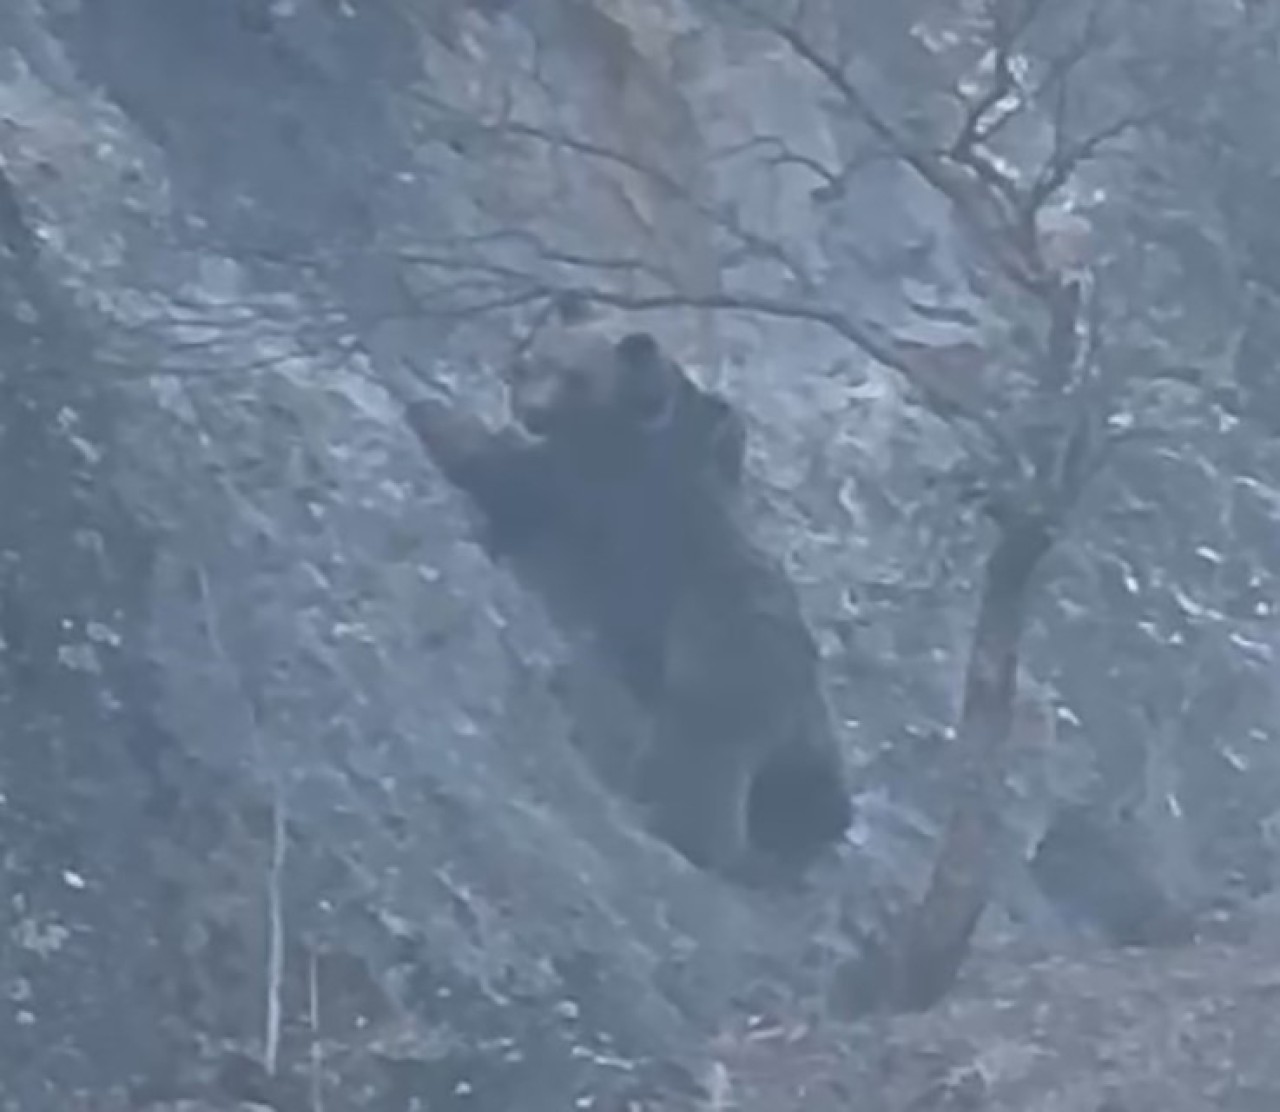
394,308,850,879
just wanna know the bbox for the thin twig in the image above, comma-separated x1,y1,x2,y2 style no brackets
264,790,287,1076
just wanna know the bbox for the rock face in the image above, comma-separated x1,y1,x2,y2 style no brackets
6,2,1280,1110
0,183,770,1112
1030,804,1195,949
0,7,854,1109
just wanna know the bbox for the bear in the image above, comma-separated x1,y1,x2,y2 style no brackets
392,309,850,879
507,317,746,494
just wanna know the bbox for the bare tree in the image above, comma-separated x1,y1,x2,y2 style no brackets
389,0,1218,1008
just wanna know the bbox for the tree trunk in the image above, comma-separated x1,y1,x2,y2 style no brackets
888,515,1054,1011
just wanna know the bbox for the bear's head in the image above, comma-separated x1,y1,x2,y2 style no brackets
507,301,678,442
507,332,678,441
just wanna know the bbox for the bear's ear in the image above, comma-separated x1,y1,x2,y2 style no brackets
613,333,675,428
614,331,663,371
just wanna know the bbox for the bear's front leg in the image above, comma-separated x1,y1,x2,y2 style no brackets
386,364,559,556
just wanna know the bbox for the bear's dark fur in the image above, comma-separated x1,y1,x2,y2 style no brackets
395,313,850,878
